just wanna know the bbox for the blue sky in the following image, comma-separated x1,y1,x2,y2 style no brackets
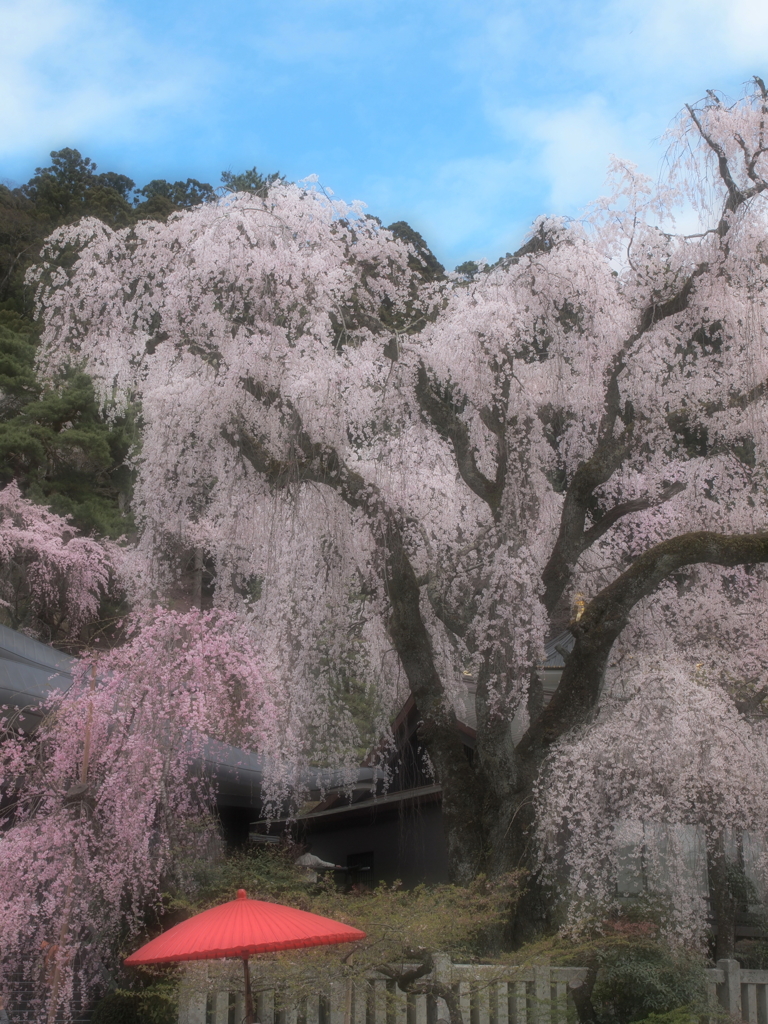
2,0,767,269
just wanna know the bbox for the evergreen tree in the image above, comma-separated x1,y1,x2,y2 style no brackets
220,166,284,197
133,177,215,220
19,148,135,228
0,310,135,537
387,220,445,283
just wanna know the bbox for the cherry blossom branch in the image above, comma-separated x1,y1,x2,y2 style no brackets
540,345,636,618
635,269,706,334
582,483,687,546
542,216,718,620
521,530,768,760
687,83,768,237
415,364,504,513
687,104,746,223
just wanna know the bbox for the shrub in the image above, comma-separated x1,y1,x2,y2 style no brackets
631,1009,697,1024
90,983,177,1024
593,941,706,1024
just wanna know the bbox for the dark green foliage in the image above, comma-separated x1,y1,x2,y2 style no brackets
591,942,706,1024
516,931,707,1024
387,221,444,283
0,310,135,538
136,177,214,207
735,940,768,968
0,309,37,403
1,149,217,312
455,260,480,279
0,184,40,312
220,166,284,197
173,844,310,914
90,982,177,1024
134,178,215,220
2,148,136,315
631,1010,697,1024
19,148,135,228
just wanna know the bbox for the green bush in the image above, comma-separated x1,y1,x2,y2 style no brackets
593,942,706,1024
514,929,708,1024
631,1009,696,1024
90,983,177,1024
735,939,768,969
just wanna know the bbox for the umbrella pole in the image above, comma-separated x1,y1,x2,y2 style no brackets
242,956,255,1024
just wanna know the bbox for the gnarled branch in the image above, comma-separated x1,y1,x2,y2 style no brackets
522,530,768,759
541,432,631,615
415,363,504,513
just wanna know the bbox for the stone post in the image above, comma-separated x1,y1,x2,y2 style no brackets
432,954,452,1022
716,958,741,1018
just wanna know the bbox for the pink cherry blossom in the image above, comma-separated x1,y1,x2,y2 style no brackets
0,481,115,642
0,608,277,1022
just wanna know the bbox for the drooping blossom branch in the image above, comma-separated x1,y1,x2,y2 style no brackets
0,607,278,1022
0,481,115,642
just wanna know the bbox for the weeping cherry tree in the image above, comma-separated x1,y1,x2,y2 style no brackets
0,607,280,1021
27,79,768,947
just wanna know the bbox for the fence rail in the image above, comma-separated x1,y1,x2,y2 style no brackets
177,958,768,1024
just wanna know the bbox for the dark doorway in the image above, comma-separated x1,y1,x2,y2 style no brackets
346,851,374,890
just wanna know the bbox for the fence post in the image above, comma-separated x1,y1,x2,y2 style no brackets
331,981,347,1024
285,995,299,1024
177,964,207,1024
494,981,509,1024
533,966,550,1024
353,981,367,1024
181,989,206,1024
260,987,275,1024
373,979,388,1024
476,980,490,1024
433,954,452,1022
717,959,742,1018
213,990,230,1024
414,990,429,1024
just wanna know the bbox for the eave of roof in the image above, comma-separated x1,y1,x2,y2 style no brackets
250,782,443,831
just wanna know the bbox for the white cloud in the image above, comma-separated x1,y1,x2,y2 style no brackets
723,0,768,61
589,0,768,74
488,95,650,216
0,0,205,157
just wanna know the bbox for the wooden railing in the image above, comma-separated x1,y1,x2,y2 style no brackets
177,957,768,1024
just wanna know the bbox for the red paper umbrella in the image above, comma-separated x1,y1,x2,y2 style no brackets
125,890,365,1024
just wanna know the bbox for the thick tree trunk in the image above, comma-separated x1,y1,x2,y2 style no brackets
435,533,768,941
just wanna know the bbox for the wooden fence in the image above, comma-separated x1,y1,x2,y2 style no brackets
177,957,768,1024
